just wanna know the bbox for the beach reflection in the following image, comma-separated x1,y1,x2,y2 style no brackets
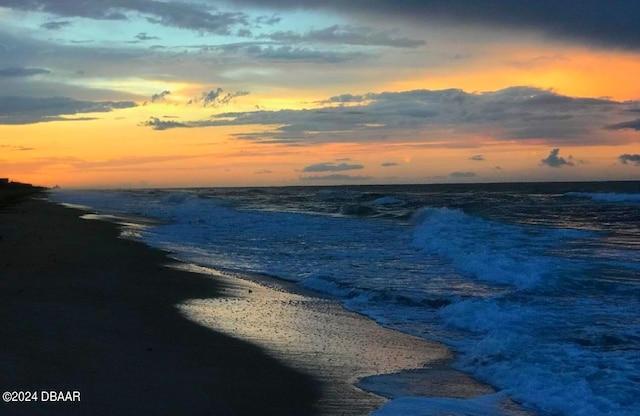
172,263,494,414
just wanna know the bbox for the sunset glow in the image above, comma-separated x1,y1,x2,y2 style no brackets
1,1,639,188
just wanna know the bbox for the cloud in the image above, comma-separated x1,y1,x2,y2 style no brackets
151,90,171,103
0,31,152,101
1,0,127,20
321,94,368,104
299,174,371,181
258,46,367,63
619,154,640,165
302,162,364,172
144,86,630,147
469,155,485,161
189,88,250,107
236,28,253,38
135,32,160,41
255,14,282,26
2,0,250,34
449,171,477,178
0,96,137,125
40,20,72,30
0,67,50,77
142,117,189,130
541,148,574,168
201,88,223,106
4,0,640,57
381,162,399,167
229,0,640,50
605,118,640,131
143,4,248,35
0,144,34,151
215,43,367,63
260,24,426,48
70,154,201,171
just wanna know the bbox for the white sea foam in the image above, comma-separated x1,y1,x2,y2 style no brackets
411,207,571,289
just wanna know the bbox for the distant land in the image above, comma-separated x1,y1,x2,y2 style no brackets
0,178,46,206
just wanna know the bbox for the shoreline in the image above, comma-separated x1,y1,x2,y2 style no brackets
173,263,498,414
1,196,318,415
1,194,510,415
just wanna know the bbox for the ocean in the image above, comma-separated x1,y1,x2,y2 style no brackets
49,181,640,416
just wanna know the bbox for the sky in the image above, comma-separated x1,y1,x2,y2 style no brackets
1,0,639,188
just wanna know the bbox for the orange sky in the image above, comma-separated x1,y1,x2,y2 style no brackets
1,2,639,188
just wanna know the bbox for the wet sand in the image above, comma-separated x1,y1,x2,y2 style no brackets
0,194,496,415
176,265,495,415
1,196,317,415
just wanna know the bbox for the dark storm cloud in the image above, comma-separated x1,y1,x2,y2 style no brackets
618,154,640,165
230,0,640,50
605,118,640,131
260,24,426,48
0,96,136,124
541,148,574,168
4,1,639,51
0,67,50,77
302,162,364,172
381,162,399,167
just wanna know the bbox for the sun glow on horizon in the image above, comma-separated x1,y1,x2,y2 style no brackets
1,2,639,187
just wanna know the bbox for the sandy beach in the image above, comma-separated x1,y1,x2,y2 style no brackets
1,193,495,415
1,195,317,415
